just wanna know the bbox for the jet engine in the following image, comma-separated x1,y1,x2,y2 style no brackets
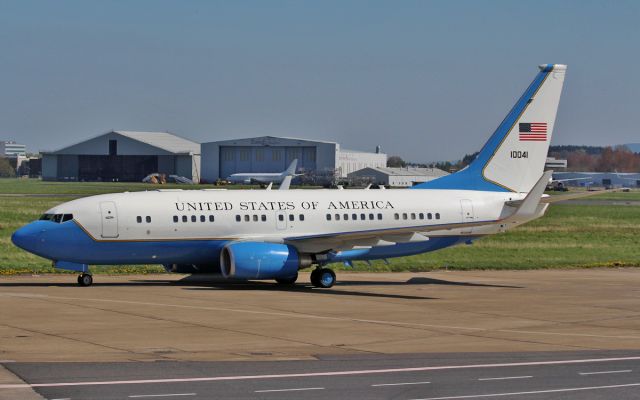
220,242,312,280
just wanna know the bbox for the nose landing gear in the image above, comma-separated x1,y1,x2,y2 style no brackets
310,267,336,288
77,273,93,287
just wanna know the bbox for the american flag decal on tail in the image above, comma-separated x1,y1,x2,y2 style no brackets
519,122,547,141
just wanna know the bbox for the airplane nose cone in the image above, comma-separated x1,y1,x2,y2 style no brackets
11,223,41,253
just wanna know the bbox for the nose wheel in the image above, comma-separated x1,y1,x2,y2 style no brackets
310,268,336,288
77,273,93,287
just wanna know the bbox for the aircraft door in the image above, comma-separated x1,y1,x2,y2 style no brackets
460,199,474,234
100,201,119,238
275,211,287,230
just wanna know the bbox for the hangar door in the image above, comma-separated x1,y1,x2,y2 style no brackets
220,146,316,178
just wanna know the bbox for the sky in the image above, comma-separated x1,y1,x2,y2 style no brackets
1,0,639,162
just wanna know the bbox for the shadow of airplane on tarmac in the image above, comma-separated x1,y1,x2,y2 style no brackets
0,274,521,301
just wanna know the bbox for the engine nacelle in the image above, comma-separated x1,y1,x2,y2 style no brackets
220,242,311,280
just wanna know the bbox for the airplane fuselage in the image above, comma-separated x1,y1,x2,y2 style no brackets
13,188,525,267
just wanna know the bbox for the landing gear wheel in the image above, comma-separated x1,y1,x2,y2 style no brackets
312,268,336,289
275,273,298,285
78,273,93,287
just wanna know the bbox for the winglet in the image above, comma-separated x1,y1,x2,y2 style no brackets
279,175,292,190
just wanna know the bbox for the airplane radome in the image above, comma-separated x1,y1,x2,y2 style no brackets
13,64,569,288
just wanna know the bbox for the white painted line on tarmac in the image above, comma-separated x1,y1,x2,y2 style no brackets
411,382,640,399
372,381,431,387
477,376,532,381
1,356,639,389
579,369,632,375
4,292,640,341
129,394,196,398
254,387,324,393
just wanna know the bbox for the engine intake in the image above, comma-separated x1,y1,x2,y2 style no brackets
220,242,311,280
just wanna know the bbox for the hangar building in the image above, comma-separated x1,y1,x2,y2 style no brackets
42,131,200,182
348,166,449,187
200,136,386,182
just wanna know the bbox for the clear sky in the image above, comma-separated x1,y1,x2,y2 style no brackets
1,0,639,162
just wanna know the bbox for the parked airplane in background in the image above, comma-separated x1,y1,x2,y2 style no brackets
14,64,599,288
227,159,299,185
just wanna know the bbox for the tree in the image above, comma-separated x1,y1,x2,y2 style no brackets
387,156,406,168
0,158,16,177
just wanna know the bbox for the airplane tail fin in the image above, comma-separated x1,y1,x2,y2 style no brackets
283,159,298,176
413,64,567,193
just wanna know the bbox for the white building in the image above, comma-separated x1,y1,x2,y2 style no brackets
0,141,26,157
41,131,201,182
348,166,449,187
201,136,386,183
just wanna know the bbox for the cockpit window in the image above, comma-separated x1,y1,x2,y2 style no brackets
39,213,73,223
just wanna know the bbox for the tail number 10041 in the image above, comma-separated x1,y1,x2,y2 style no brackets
510,151,529,159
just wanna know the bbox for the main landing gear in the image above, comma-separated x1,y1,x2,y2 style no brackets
310,267,336,288
77,273,93,287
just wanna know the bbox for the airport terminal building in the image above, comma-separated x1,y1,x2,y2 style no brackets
200,136,387,183
41,131,201,182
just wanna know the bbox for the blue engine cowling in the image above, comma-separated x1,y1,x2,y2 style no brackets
220,242,308,280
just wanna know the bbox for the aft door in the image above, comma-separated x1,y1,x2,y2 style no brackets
460,199,474,234
100,201,119,238
275,211,287,230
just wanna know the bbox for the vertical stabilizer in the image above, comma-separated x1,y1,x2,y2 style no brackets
414,64,567,193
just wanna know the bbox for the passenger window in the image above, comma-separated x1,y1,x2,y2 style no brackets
419,213,424,220
394,213,399,220
352,213,357,220
261,215,266,222
326,214,332,221
369,213,374,220
136,216,142,223
436,213,441,220
377,213,382,220
209,215,215,222
182,215,188,223
235,215,241,222
360,213,365,220
191,215,196,222
411,213,416,220
335,214,341,221
402,213,408,220
427,213,432,220
244,215,250,222
299,214,304,221
146,216,151,223
253,215,258,222
200,215,206,222
343,213,349,220
173,216,178,223
289,214,294,222
278,214,284,221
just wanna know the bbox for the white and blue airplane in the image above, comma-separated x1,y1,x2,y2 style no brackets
227,158,299,185
14,64,580,288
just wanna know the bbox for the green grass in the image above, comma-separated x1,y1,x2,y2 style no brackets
1,179,639,274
